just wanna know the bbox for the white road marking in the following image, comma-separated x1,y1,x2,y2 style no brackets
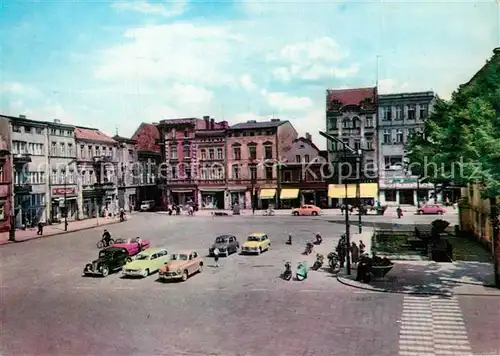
398,296,472,356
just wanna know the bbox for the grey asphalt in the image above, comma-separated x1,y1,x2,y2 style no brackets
0,212,488,356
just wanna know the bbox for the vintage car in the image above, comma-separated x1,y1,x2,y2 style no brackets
111,237,150,256
122,248,169,277
209,235,239,256
418,204,446,215
83,247,131,277
292,205,321,216
241,233,271,255
158,250,203,281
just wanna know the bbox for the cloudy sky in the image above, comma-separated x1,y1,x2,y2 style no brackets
1,0,499,148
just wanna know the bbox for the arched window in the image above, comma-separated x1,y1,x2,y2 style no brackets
342,118,350,129
200,149,206,160
352,117,361,129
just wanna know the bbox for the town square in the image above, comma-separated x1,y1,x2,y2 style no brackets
1,0,500,355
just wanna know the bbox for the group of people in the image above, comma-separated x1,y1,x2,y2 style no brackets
335,235,366,269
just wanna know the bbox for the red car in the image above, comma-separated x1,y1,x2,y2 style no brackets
111,237,150,256
417,204,446,215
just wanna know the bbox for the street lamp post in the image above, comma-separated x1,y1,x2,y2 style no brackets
356,149,362,234
63,159,77,231
319,131,362,276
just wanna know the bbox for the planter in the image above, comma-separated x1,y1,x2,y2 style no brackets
371,264,394,278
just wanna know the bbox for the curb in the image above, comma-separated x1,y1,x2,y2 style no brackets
336,275,500,297
0,218,127,247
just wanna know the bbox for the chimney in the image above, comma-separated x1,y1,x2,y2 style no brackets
210,118,215,129
270,118,280,122
203,115,210,129
247,120,257,123
305,132,312,141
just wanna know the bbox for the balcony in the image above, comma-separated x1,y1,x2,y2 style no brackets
13,153,32,165
168,178,195,185
14,184,32,195
92,155,114,164
93,180,115,190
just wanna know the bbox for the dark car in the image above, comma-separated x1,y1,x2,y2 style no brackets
209,235,239,257
83,247,131,277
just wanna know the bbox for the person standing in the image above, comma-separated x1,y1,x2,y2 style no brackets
359,240,366,255
351,242,360,268
213,247,220,267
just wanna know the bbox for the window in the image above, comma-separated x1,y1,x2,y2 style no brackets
383,107,392,120
88,145,92,157
396,129,404,143
408,104,416,120
354,140,361,150
342,119,350,128
0,204,4,220
50,128,57,135
295,155,301,163
13,141,27,154
264,145,273,159
60,142,65,156
217,148,223,159
36,127,43,134
419,104,428,119
395,106,403,120
249,165,257,180
200,149,206,160
12,125,21,133
265,167,273,179
329,117,337,129
171,166,177,179
108,147,113,157
248,145,257,160
183,145,190,158
170,146,177,159
68,170,74,184
353,117,360,129
95,146,100,157
216,166,223,179
52,170,57,184
25,126,32,134
59,170,66,184
68,144,73,157
366,140,373,150
383,130,391,144
185,167,191,179
330,141,337,151
407,128,415,138
233,147,241,160
80,145,85,158
366,159,375,172
51,142,57,156
209,148,214,160
384,156,403,169
283,171,292,182
183,130,189,138
365,115,373,127
232,165,240,179
304,154,310,163
342,138,349,147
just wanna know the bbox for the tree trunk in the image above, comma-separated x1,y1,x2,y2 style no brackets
490,197,500,288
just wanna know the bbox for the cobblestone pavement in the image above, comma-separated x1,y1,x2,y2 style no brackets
0,214,496,355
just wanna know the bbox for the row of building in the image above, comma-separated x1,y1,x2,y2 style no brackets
0,89,444,231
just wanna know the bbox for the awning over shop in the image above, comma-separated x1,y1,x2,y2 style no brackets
280,189,299,200
259,188,276,199
328,183,378,198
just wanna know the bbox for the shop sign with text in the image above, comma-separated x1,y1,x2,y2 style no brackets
52,187,77,196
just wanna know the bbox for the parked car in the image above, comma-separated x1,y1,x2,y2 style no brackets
122,248,169,277
209,235,239,257
140,200,155,212
292,205,321,216
83,247,131,277
241,233,271,255
417,204,446,215
158,250,203,281
111,237,150,256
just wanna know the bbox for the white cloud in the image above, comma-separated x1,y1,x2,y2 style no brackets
113,0,187,17
1,82,40,98
94,23,243,87
268,37,359,82
261,89,313,112
167,84,213,106
240,74,257,91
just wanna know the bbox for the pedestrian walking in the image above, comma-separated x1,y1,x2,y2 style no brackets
351,242,360,268
213,247,220,267
136,237,142,252
37,221,44,235
359,240,366,255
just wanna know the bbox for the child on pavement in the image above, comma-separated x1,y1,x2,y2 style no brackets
213,247,220,267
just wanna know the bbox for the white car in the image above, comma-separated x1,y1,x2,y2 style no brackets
140,200,155,211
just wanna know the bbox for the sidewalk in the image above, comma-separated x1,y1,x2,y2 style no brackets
337,260,500,296
0,216,129,246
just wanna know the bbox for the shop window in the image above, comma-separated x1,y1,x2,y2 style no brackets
385,190,397,201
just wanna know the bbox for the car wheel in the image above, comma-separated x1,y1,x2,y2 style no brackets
293,211,299,216
101,266,109,277
417,210,423,215
97,241,104,249
181,270,188,281
258,247,262,255
438,211,443,215
126,257,132,263
142,269,149,278
199,263,203,272
312,211,318,216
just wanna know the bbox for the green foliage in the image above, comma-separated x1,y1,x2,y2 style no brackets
406,52,500,198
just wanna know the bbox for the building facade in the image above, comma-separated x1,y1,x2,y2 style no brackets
75,127,118,218
377,91,436,205
47,121,78,222
195,116,229,209
279,133,328,208
113,135,138,212
0,116,12,233
9,115,48,227
131,123,162,210
326,88,378,206
226,118,298,209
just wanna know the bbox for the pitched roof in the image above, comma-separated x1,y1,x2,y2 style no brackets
75,127,116,144
230,119,285,130
131,123,160,152
326,87,377,107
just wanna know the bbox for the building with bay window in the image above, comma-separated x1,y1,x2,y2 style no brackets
377,91,436,205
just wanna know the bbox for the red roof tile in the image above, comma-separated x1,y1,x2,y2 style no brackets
75,127,116,144
131,123,160,152
326,87,377,108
